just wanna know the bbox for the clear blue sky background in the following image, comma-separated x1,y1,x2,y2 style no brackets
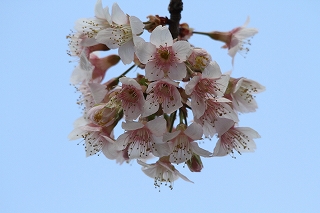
1,0,320,212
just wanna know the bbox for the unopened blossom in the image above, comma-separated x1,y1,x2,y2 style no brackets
178,23,193,40
213,122,260,157
143,78,182,117
185,62,229,118
164,123,212,164
186,154,203,172
225,77,265,113
117,77,145,120
86,103,121,127
138,159,193,190
195,97,239,137
95,3,144,64
187,48,212,72
90,54,120,82
116,116,170,159
144,15,167,33
135,25,192,81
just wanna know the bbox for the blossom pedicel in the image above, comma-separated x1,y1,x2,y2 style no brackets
67,0,264,190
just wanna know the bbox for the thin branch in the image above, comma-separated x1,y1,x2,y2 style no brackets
168,0,183,39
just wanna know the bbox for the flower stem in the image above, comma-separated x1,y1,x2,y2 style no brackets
168,111,177,132
192,31,209,36
115,64,136,81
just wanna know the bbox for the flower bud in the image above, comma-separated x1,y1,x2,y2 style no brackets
186,154,203,172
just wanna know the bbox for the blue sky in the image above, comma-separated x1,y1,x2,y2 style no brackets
1,0,320,212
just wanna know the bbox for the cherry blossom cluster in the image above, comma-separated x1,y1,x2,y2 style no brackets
67,0,265,190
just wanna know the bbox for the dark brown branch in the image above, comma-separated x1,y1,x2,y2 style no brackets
168,0,183,39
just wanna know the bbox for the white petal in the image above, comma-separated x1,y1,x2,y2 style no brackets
172,41,192,62
162,88,182,114
185,76,199,95
174,169,194,183
118,40,134,64
190,142,212,157
167,63,186,81
184,123,203,140
95,0,105,19
96,29,119,49
111,3,127,25
215,118,235,136
119,77,141,89
152,140,171,157
163,131,180,142
145,61,164,81
135,42,156,64
129,16,144,35
115,133,129,150
88,83,107,104
73,116,88,128
143,95,159,117
150,26,173,47
202,61,221,79
236,127,261,138
191,94,206,119
102,141,119,159
213,140,228,156
121,120,144,130
80,37,99,47
68,127,84,140
146,116,167,136
214,75,230,95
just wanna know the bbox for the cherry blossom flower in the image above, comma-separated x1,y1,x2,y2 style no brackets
143,78,182,117
195,97,239,137
178,23,193,40
73,0,111,47
86,103,121,127
185,62,229,118
163,123,212,164
68,117,117,157
137,159,193,190
135,25,192,81
213,122,260,157
221,17,258,62
95,3,144,64
225,77,265,113
117,77,145,120
193,17,258,64
116,116,170,159
70,49,95,85
187,48,212,72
